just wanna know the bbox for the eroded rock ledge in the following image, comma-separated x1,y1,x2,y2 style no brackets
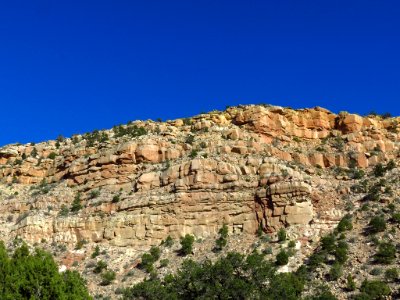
0,104,398,249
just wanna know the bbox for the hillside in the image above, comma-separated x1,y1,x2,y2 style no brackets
0,104,399,299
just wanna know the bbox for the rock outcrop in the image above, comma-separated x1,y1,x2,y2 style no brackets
0,104,399,248
256,180,313,231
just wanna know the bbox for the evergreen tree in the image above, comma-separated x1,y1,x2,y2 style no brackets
0,241,91,300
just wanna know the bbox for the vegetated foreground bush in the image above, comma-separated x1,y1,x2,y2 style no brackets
122,250,331,300
0,241,91,299
354,280,391,300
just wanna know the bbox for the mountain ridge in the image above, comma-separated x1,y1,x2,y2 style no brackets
0,104,399,298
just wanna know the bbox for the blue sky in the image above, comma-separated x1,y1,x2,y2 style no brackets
1,0,399,145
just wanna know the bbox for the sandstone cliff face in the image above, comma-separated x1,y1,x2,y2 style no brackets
0,105,398,250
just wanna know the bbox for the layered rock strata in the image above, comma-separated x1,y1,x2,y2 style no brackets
0,105,398,249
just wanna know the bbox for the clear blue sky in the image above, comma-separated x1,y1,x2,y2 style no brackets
1,1,399,145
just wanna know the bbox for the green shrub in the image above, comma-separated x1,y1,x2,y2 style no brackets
94,260,107,274
159,259,169,268
346,274,356,291
31,179,52,195
140,253,155,273
30,147,38,157
161,235,174,247
321,234,336,253
112,194,120,203
375,242,396,264
368,216,386,234
288,240,296,248
361,203,370,211
328,262,343,281
384,268,399,282
58,204,69,217
139,246,161,273
162,160,171,171
215,224,228,251
334,244,348,264
370,267,382,275
355,280,391,299
47,152,57,160
112,124,146,138
180,234,195,256
115,287,125,295
182,118,192,125
373,163,386,177
287,248,296,257
351,168,365,179
189,149,198,158
185,135,195,145
56,135,65,143
101,270,116,286
276,250,289,266
70,193,83,212
392,212,400,223
91,245,100,258
365,190,380,202
307,251,327,270
260,234,271,243
263,246,273,255
370,235,381,246
387,203,396,212
75,239,87,250
333,136,344,151
309,285,337,300
337,214,353,232
89,189,100,199
72,135,80,144
386,159,396,171
277,228,287,242
268,272,304,300
149,246,161,261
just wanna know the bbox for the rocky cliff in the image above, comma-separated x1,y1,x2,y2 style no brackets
0,104,398,297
